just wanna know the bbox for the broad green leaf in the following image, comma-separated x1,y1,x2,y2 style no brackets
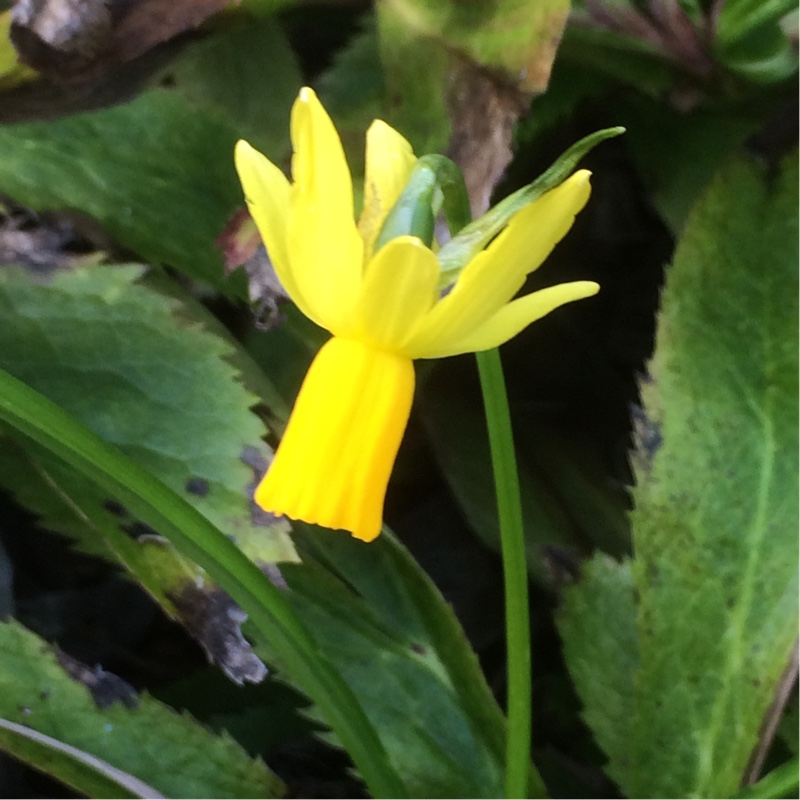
556,554,637,792
0,263,295,681
0,620,284,798
627,152,799,797
0,89,245,293
249,526,511,798
166,16,301,157
0,263,294,563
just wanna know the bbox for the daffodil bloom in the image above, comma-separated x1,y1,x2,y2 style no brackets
235,88,599,543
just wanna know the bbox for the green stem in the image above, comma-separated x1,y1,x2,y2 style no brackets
476,348,546,799
0,367,406,799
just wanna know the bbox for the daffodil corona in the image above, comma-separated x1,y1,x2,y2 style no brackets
235,88,599,542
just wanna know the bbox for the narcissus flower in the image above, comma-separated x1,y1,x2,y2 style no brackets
235,87,598,543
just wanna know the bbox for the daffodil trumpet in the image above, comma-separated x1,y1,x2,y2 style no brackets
235,87,600,542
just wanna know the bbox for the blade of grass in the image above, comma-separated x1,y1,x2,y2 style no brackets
0,367,406,799
476,348,546,799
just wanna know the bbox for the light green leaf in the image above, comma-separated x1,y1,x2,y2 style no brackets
0,89,245,293
0,620,284,798
628,152,799,797
0,263,294,563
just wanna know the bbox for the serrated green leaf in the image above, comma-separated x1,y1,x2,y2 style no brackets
249,527,510,798
556,554,637,791
0,263,295,681
0,620,284,798
0,263,294,564
0,89,245,293
628,152,799,797
0,367,406,797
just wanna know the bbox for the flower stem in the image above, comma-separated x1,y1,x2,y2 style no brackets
476,348,546,799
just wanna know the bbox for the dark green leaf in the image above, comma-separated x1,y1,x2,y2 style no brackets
167,16,301,156
251,526,511,798
0,89,245,293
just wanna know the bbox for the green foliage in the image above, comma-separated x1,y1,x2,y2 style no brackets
557,554,637,791
714,0,797,81
0,2,796,797
0,91,244,293
628,152,798,798
259,526,510,798
0,263,294,680
0,620,284,798
0,263,295,566
560,153,799,798
166,16,301,158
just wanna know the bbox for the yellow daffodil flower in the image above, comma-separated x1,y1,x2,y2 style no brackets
235,87,599,543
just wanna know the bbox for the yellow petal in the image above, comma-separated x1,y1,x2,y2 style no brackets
234,140,325,325
254,337,414,542
288,87,364,333
410,281,600,359
404,170,592,356
353,236,439,350
358,120,417,257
